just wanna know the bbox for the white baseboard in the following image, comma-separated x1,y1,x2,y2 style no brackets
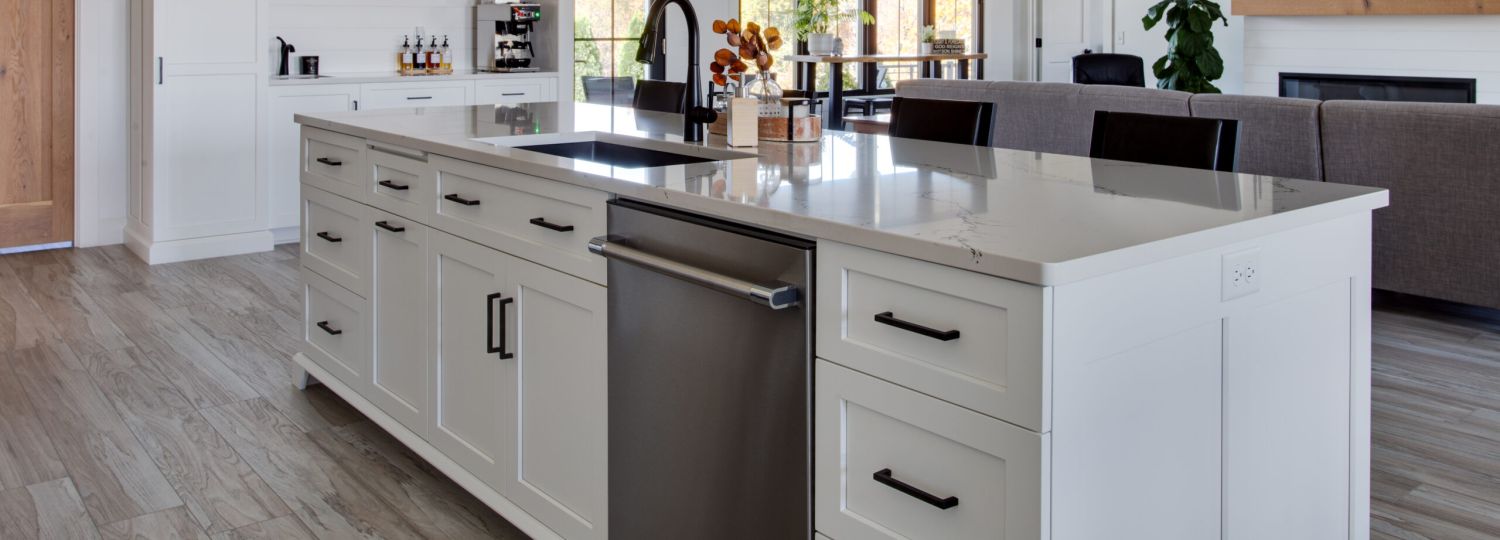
271,225,301,245
124,228,275,265
290,353,561,540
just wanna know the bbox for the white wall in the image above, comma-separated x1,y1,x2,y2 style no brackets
1243,15,1500,104
75,0,132,247
269,0,474,74
1109,0,1245,93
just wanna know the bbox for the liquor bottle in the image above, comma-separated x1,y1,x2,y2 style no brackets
426,36,439,74
440,36,452,71
413,35,426,71
398,35,412,73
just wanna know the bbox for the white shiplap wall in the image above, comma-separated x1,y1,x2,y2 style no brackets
270,0,475,74
1243,16,1500,104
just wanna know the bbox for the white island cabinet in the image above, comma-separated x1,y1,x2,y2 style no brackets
292,102,1387,540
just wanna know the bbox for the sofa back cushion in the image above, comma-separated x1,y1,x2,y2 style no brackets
1189,94,1324,181
1321,100,1500,307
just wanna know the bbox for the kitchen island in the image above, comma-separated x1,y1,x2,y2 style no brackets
292,101,1387,540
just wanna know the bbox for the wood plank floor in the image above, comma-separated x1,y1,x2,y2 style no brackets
0,245,527,540
0,245,1496,538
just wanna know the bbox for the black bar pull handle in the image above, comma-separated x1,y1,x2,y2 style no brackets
316,157,343,167
529,217,574,232
406,96,433,100
377,180,410,191
486,293,515,359
316,231,343,243
444,193,480,206
873,468,959,510
874,312,960,341
375,220,405,233
316,321,343,336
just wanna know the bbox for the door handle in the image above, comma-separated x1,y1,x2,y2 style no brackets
374,220,405,233
502,92,526,96
529,217,574,232
588,237,800,310
316,157,343,167
873,468,959,510
316,321,343,336
157,57,163,85
316,231,343,243
406,96,433,100
377,180,410,191
486,293,515,359
444,193,480,206
874,312,959,341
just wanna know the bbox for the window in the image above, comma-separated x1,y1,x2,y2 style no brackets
574,0,647,104
744,0,982,94
738,0,798,88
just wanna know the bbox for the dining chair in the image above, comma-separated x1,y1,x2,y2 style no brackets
1089,110,1240,172
633,79,687,114
887,96,995,146
1072,53,1146,87
583,76,636,106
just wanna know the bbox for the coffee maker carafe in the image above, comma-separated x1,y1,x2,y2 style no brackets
476,3,542,72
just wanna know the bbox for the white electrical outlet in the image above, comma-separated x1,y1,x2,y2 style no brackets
1222,248,1261,301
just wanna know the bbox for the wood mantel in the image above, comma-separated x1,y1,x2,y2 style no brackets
1233,0,1492,16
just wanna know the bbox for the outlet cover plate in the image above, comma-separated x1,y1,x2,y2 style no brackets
1222,248,1261,301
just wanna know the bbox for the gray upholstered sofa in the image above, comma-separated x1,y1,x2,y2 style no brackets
897,79,1500,309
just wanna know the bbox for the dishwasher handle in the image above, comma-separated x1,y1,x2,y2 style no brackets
588,237,800,310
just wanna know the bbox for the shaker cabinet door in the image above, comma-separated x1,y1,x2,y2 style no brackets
427,230,511,483
498,256,609,540
368,210,431,436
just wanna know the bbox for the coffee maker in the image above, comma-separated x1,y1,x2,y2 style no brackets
476,3,542,72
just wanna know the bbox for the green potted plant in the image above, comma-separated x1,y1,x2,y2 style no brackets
918,25,936,55
1142,0,1228,93
793,0,873,55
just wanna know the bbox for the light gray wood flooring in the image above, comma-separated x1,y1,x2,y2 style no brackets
0,245,1496,538
0,245,524,539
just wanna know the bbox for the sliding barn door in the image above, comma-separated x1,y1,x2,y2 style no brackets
0,0,74,249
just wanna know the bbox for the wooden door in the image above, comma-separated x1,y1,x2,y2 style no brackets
500,255,608,540
0,0,74,249
427,230,510,484
369,210,431,436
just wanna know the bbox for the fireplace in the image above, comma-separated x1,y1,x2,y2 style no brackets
1279,73,1477,104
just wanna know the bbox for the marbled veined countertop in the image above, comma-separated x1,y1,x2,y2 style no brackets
295,102,1388,286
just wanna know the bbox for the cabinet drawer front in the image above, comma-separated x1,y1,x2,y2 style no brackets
432,156,608,284
816,361,1044,540
362,85,468,110
302,127,366,200
476,79,549,104
817,241,1048,431
302,185,370,296
303,269,369,391
368,146,433,222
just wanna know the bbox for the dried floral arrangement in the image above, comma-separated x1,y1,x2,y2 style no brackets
708,18,784,87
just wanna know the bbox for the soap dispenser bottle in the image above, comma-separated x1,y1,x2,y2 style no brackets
440,35,452,71
398,35,412,74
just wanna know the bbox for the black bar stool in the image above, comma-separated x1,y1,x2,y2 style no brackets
1089,111,1240,172
634,79,688,114
887,97,994,146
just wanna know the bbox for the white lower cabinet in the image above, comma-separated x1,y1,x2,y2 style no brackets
423,227,608,540
368,210,431,435
501,255,608,540
302,268,369,392
428,230,512,480
816,360,1045,540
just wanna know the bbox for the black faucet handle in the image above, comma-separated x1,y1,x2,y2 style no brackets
687,106,717,125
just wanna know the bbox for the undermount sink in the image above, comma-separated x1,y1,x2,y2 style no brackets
516,141,717,168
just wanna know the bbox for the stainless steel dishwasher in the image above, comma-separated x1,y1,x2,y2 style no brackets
589,199,813,539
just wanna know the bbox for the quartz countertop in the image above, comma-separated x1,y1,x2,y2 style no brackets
270,70,557,86
295,102,1388,286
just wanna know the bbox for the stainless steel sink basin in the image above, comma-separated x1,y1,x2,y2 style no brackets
516,141,717,168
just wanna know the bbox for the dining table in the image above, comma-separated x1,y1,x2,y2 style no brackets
785,52,988,131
